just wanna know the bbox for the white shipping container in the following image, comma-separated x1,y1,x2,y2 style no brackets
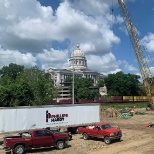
0,104,101,133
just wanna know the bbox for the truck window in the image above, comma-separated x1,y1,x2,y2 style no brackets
96,126,101,130
101,124,111,130
44,130,52,136
35,130,44,137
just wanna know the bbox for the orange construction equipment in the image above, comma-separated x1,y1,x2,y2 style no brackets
145,123,154,127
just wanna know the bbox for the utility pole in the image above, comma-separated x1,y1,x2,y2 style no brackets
72,66,74,105
72,49,75,105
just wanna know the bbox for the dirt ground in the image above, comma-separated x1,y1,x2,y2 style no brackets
0,108,154,154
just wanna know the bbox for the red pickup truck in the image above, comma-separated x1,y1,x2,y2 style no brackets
78,122,122,144
2,128,69,154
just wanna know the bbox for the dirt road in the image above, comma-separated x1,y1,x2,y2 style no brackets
1,108,154,154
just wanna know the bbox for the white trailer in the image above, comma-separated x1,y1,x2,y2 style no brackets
0,103,101,133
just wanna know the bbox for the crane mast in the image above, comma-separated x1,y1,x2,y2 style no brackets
118,0,154,106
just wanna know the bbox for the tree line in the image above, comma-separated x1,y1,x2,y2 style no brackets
0,63,145,107
0,63,54,107
65,71,145,101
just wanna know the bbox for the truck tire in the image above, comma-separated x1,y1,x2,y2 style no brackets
56,141,65,150
104,137,111,144
83,133,89,140
14,145,25,154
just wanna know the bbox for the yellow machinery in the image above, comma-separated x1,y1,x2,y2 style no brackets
118,0,154,107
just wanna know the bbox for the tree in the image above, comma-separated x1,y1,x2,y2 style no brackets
64,77,98,100
17,67,54,105
100,71,145,96
0,85,12,107
52,86,60,102
0,64,55,107
0,63,24,80
13,79,34,106
0,76,15,107
97,79,105,88
0,71,34,107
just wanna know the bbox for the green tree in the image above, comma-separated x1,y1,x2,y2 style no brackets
17,67,54,105
0,63,24,80
52,86,60,102
0,76,15,107
65,77,98,100
0,64,54,107
0,86,12,107
13,79,34,106
101,71,145,96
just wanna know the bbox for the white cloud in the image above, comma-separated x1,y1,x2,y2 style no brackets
86,52,121,75
0,48,37,68
0,0,120,54
119,60,138,72
0,0,54,52
37,48,69,70
142,33,154,52
0,0,123,74
71,0,110,16
150,67,154,76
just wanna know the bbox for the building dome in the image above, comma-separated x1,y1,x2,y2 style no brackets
71,44,85,57
69,44,87,71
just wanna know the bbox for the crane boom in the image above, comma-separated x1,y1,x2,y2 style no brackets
118,0,154,107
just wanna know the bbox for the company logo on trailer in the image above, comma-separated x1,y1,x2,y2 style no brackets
46,110,68,122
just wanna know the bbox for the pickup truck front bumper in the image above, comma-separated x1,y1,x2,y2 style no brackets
109,132,122,140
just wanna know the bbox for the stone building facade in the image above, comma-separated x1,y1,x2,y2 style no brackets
47,45,105,101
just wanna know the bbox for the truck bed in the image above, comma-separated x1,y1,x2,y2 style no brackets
78,126,94,134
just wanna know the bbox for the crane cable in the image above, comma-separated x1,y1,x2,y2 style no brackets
111,0,114,35
111,0,114,21
111,0,114,14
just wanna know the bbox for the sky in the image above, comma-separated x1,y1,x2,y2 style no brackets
0,0,154,79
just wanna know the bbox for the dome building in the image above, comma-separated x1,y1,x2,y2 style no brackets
47,45,105,101
69,44,87,71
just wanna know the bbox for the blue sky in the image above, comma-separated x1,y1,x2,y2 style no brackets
0,0,154,79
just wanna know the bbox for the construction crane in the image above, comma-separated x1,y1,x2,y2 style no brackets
118,0,154,108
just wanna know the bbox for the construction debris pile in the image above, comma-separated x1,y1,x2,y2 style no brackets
101,106,145,119
101,108,118,118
